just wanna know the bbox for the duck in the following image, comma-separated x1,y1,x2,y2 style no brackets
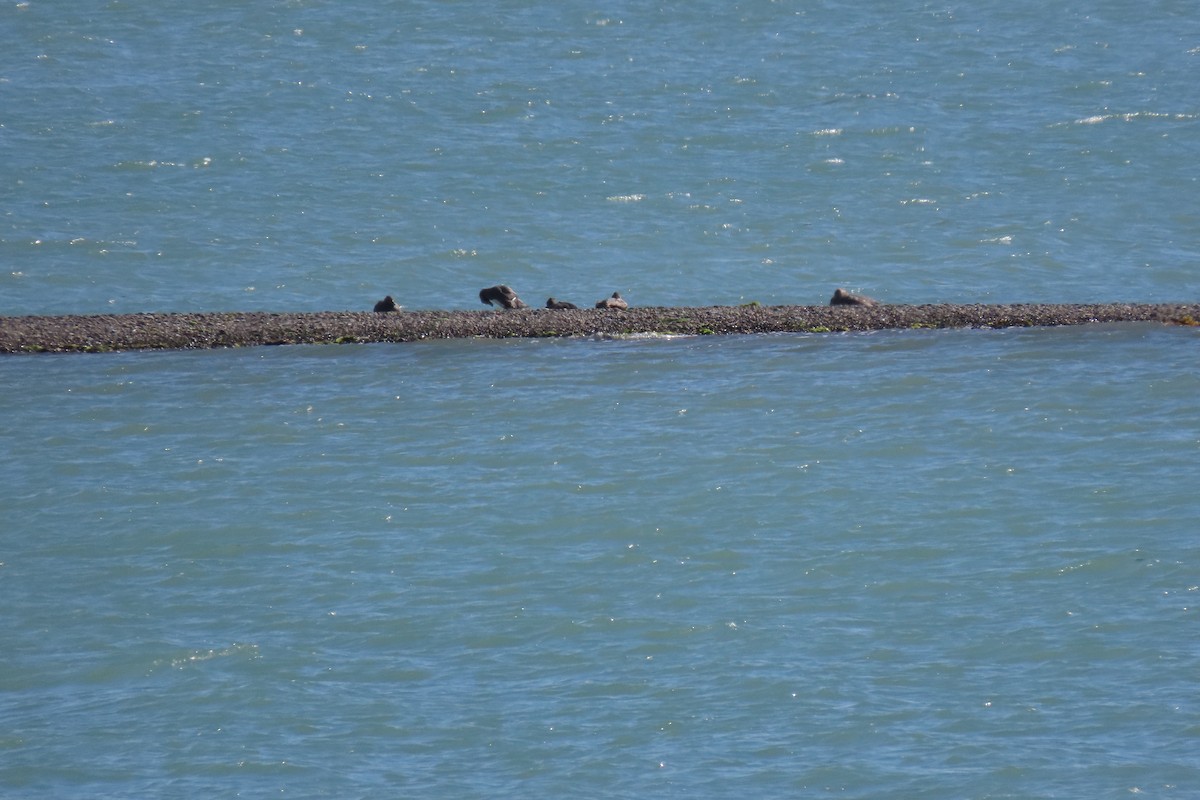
595,291,628,310
373,295,399,313
479,284,528,309
829,288,878,307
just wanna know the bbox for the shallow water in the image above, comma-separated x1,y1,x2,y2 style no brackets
3,0,1198,314
3,326,1198,797
2,0,1199,796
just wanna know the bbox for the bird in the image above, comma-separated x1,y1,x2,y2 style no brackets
479,285,527,309
830,288,878,307
373,296,399,313
595,292,628,310
546,297,579,310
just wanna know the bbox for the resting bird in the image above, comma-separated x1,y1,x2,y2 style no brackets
830,288,878,307
546,297,579,310
479,284,527,309
595,292,628,310
373,295,399,313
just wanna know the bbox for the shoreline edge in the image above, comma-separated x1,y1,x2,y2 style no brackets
2,303,1197,354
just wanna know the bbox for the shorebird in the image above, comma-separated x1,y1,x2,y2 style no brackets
545,297,579,310
373,295,399,313
479,285,528,309
830,288,878,307
595,292,628,310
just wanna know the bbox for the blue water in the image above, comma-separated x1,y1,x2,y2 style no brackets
4,0,1199,313
2,1,1199,797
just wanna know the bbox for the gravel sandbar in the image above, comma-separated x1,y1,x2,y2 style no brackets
2,303,1197,354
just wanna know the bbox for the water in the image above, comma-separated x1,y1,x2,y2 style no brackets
4,0,1198,312
2,1,1199,797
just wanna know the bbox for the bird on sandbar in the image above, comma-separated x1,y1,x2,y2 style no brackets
373,295,400,313
479,284,528,309
829,288,878,307
595,292,628,310
546,297,579,310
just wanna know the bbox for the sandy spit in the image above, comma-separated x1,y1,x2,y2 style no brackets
2,303,1197,354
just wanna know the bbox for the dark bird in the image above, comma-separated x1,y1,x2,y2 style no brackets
830,288,878,307
595,291,628,310
479,284,527,309
546,297,579,310
373,295,399,313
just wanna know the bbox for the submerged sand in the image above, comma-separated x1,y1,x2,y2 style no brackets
2,303,1197,354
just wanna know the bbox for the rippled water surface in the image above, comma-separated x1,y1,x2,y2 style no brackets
2,0,1199,797
3,0,1199,313
4,327,1198,797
